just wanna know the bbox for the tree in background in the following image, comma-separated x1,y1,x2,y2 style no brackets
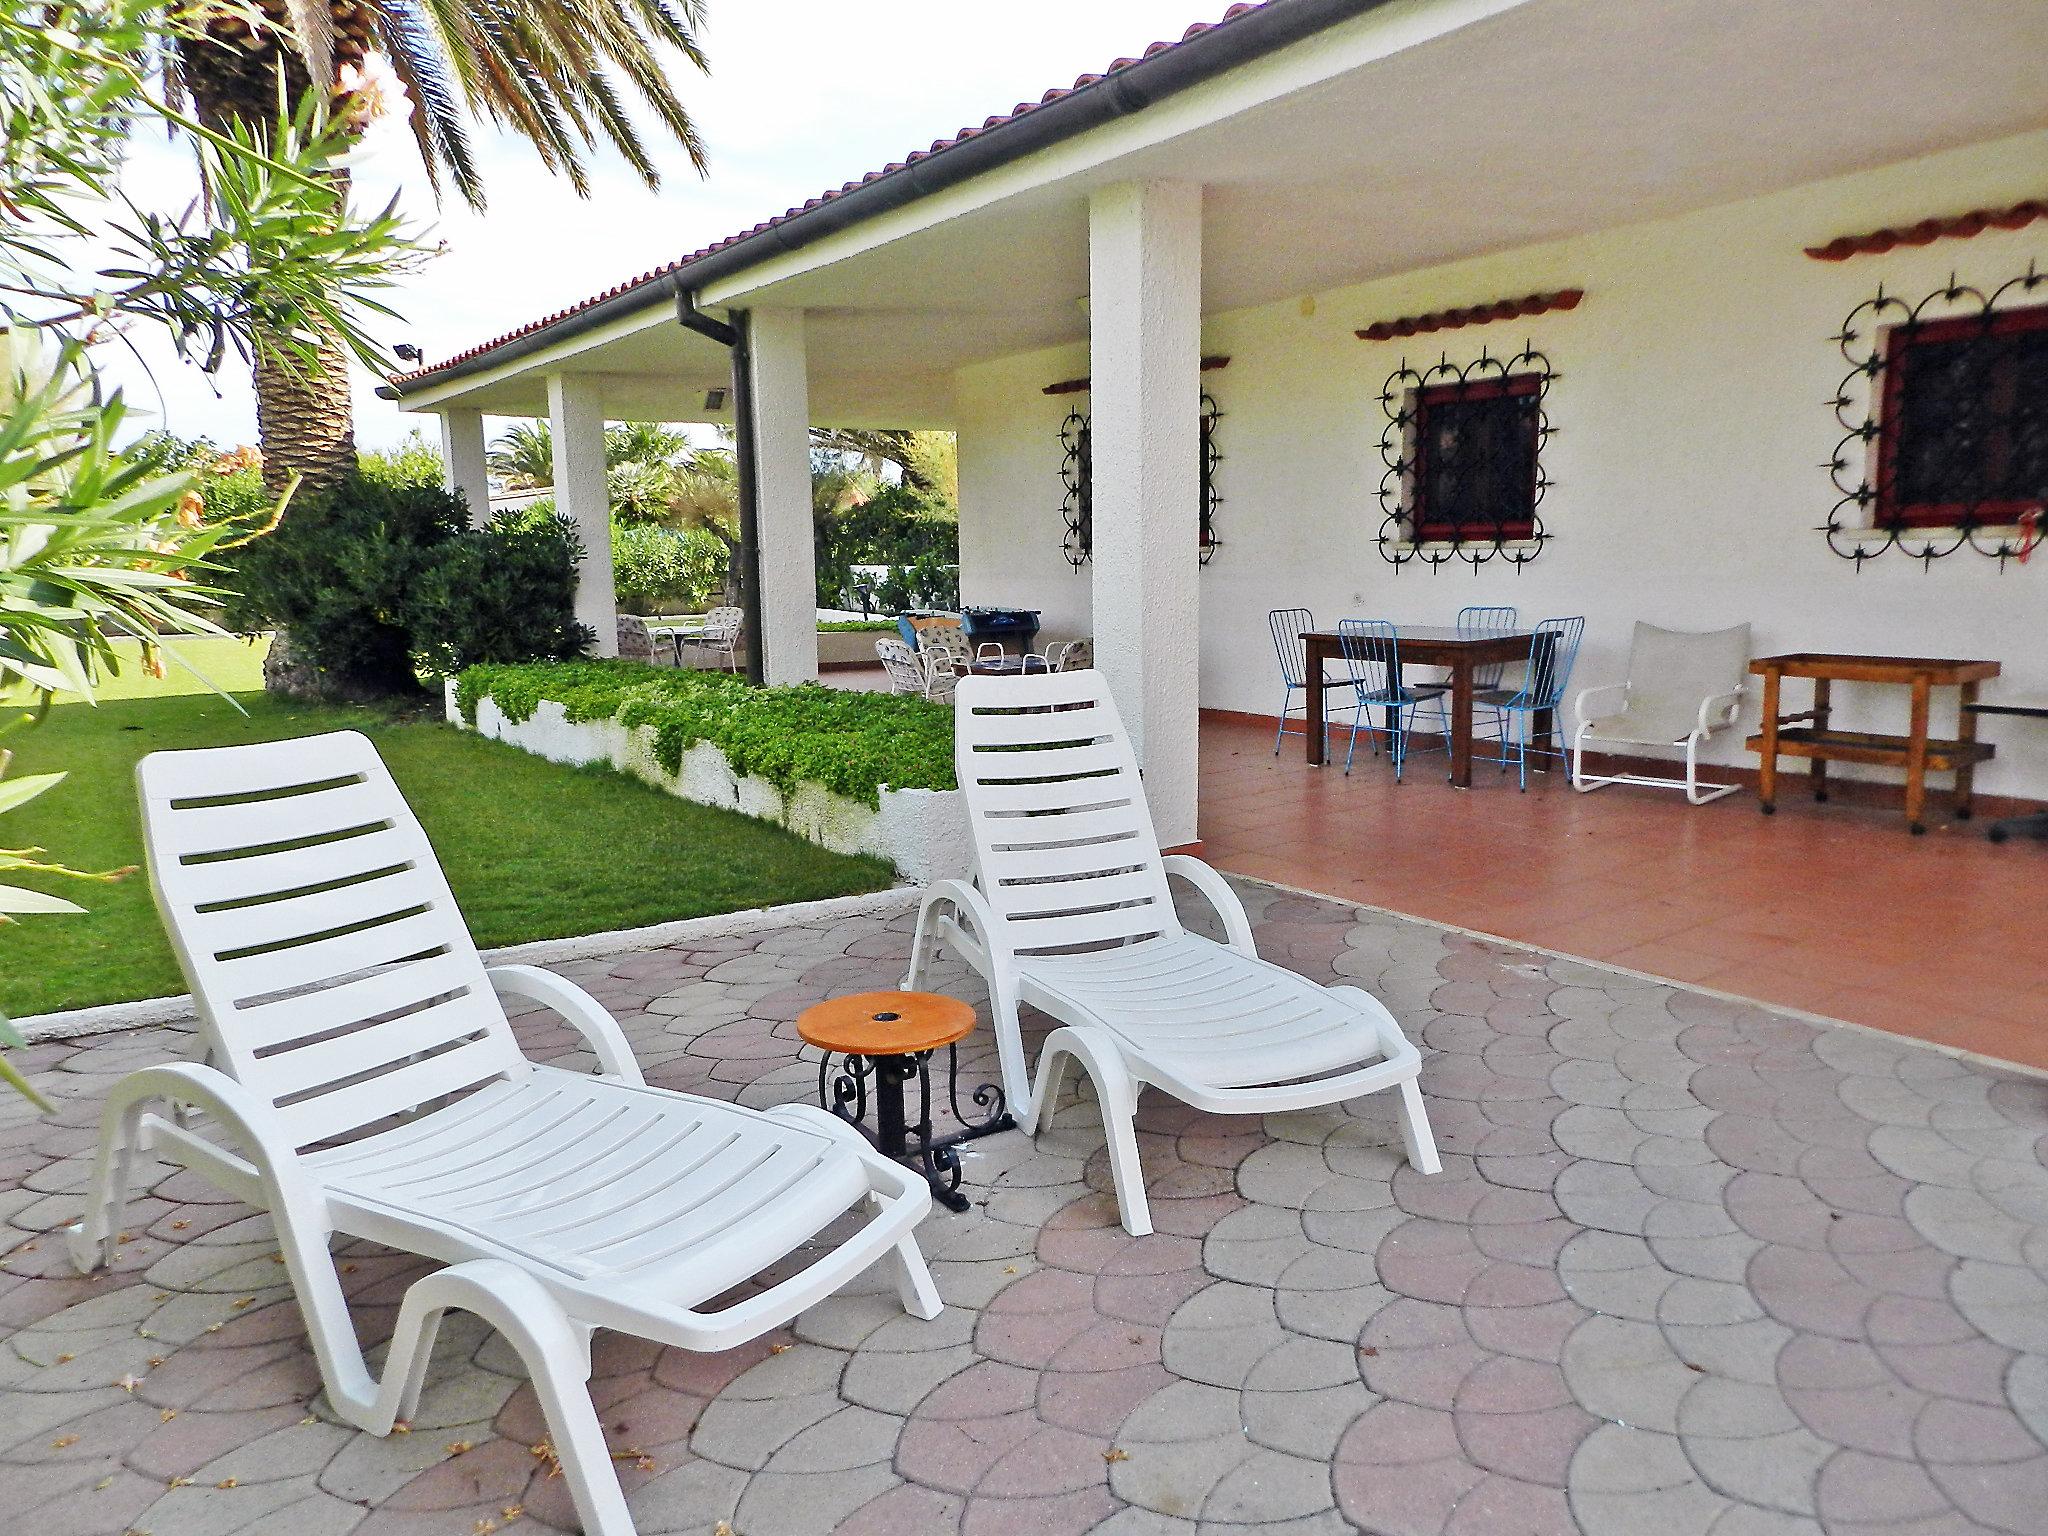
170,0,714,496
811,428,957,504
0,0,425,1093
485,420,556,490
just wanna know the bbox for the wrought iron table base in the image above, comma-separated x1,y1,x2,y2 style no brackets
817,1043,1013,1212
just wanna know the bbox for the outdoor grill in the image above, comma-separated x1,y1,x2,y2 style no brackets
960,606,1041,657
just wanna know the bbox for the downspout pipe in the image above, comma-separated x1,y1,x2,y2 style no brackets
677,289,767,687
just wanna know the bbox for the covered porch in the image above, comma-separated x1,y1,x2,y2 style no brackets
388,0,2048,1053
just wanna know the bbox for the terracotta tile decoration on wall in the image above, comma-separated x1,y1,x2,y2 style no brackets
1803,197,2048,261
1354,289,1583,343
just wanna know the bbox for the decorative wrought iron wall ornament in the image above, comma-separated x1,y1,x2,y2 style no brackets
1376,343,1556,569
1059,408,1092,567
1199,391,1223,563
1056,396,1223,567
1824,263,2048,568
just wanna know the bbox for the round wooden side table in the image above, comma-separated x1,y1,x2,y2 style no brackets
796,991,1013,1212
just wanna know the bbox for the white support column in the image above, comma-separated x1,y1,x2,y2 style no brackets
746,308,818,685
436,407,491,528
546,374,617,657
1088,180,1203,848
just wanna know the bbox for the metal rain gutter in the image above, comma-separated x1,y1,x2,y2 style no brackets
382,0,1399,399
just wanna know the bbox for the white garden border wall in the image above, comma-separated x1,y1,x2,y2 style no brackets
446,682,971,885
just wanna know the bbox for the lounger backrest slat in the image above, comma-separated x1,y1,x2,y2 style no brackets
954,670,1178,952
138,730,526,1151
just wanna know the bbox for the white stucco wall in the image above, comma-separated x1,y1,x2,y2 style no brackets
954,128,2048,801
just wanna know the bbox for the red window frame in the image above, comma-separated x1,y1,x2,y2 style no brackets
1875,301,2048,529
1410,373,1541,543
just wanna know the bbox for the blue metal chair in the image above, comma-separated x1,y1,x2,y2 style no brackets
1476,616,1586,790
1267,608,1317,754
1458,605,1520,694
1335,619,1449,781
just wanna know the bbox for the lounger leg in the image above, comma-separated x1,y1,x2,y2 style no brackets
1034,1027,1151,1236
903,896,946,993
869,1193,943,1319
382,1262,631,1536
1020,1041,1070,1136
1396,1078,1441,1176
69,1098,144,1272
902,888,1032,1114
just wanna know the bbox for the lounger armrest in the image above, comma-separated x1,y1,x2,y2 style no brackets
916,878,1014,969
486,965,646,1085
1161,855,1256,957
1696,686,1746,736
1573,682,1628,731
81,1063,324,1232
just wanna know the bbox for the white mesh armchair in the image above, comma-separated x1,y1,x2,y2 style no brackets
904,669,1438,1237
678,605,744,671
1572,621,1752,804
70,731,940,1536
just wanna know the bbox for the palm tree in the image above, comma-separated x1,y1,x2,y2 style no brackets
486,420,554,489
172,0,711,494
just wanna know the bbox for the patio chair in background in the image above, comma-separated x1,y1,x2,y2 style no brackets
1476,615,1587,789
918,623,972,682
905,669,1438,1235
679,605,743,671
1335,618,1450,780
71,732,940,1536
616,614,669,665
1572,621,1751,804
1267,607,1317,753
1459,604,1520,691
1040,637,1093,672
876,635,933,696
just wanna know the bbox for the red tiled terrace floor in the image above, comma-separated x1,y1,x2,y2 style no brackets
1199,713,2047,1071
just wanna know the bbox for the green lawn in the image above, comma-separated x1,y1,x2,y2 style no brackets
4,638,894,1017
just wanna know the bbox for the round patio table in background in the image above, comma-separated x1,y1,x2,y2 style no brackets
796,990,1013,1213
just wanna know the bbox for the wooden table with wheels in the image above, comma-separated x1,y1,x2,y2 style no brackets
1300,626,1548,788
796,991,1014,1213
1747,653,2000,834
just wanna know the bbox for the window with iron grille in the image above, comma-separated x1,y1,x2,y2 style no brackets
1058,396,1222,567
1410,374,1541,543
1876,302,2048,529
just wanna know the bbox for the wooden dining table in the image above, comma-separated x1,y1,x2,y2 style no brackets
1300,626,1547,788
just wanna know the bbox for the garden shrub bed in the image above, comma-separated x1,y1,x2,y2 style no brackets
452,661,969,881
454,660,954,806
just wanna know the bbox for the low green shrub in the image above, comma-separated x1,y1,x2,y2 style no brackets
817,619,898,632
228,452,589,696
456,660,955,806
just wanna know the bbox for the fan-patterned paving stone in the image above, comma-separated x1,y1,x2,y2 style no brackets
4,879,2048,1533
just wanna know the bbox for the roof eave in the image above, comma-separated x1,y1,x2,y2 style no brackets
383,0,1400,402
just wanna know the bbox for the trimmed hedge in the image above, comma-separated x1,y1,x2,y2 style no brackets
816,619,899,633
455,660,955,808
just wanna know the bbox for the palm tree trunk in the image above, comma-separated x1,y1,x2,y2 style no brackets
254,306,358,496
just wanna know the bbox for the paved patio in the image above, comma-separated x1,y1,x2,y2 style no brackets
4,879,2047,1535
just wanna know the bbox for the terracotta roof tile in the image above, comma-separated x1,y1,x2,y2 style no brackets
390,2,1280,388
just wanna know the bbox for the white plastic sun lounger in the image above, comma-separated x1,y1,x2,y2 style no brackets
905,669,1438,1235
69,731,938,1536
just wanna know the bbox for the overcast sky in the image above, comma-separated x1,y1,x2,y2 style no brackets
106,0,1216,451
